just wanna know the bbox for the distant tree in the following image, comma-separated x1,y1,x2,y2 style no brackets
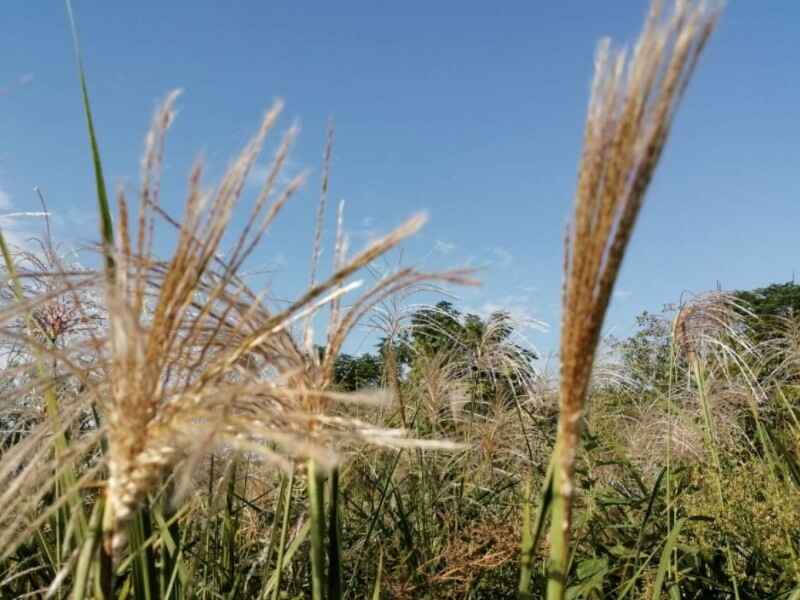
331,300,537,409
607,282,800,394
376,331,413,374
608,310,675,394
409,301,465,358
411,300,535,358
734,281,800,344
407,301,536,408
332,352,383,392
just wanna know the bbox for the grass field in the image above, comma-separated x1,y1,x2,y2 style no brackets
1,1,798,598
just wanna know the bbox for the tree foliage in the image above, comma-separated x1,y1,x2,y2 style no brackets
608,310,674,394
734,281,800,344
332,300,537,408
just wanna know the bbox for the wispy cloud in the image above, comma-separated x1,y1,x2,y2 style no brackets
487,246,513,268
347,216,384,244
246,156,301,190
468,292,549,333
433,239,455,255
272,252,288,269
613,289,632,300
65,206,99,228
0,72,34,97
0,185,49,249
247,164,274,189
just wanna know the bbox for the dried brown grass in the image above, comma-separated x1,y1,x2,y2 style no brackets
549,0,721,589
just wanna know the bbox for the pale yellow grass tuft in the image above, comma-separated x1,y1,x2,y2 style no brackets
97,93,476,551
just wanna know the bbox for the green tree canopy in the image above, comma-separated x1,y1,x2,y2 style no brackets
332,300,537,406
734,281,800,344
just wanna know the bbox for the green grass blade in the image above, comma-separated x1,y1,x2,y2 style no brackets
153,493,185,599
651,518,684,599
347,449,404,594
371,549,383,600
307,460,327,600
223,460,239,588
326,466,342,600
0,228,23,300
65,0,115,277
617,544,663,599
518,458,554,597
693,360,741,600
71,498,105,600
262,520,311,596
620,467,667,585
128,508,158,600
269,467,295,600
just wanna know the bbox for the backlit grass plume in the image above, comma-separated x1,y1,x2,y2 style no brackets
102,93,473,553
519,1,723,597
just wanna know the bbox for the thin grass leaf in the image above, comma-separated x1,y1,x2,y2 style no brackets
518,458,554,598
371,549,383,600
651,518,684,599
326,466,342,600
64,0,115,277
262,521,311,596
71,499,105,600
268,466,296,600
307,460,327,600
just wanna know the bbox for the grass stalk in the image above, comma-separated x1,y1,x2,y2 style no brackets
307,459,327,600
72,498,105,600
518,458,554,597
269,466,296,600
326,466,342,600
128,508,158,600
542,2,720,596
691,359,741,600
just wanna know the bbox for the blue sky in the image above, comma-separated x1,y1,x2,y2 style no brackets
1,2,798,357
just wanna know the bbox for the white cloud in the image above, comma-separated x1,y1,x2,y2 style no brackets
613,289,632,300
469,293,549,333
348,217,383,244
0,73,34,99
65,206,98,227
0,186,29,224
487,246,513,268
246,164,273,189
433,239,455,255
273,252,288,269
461,255,478,268
0,185,51,250
246,156,301,190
